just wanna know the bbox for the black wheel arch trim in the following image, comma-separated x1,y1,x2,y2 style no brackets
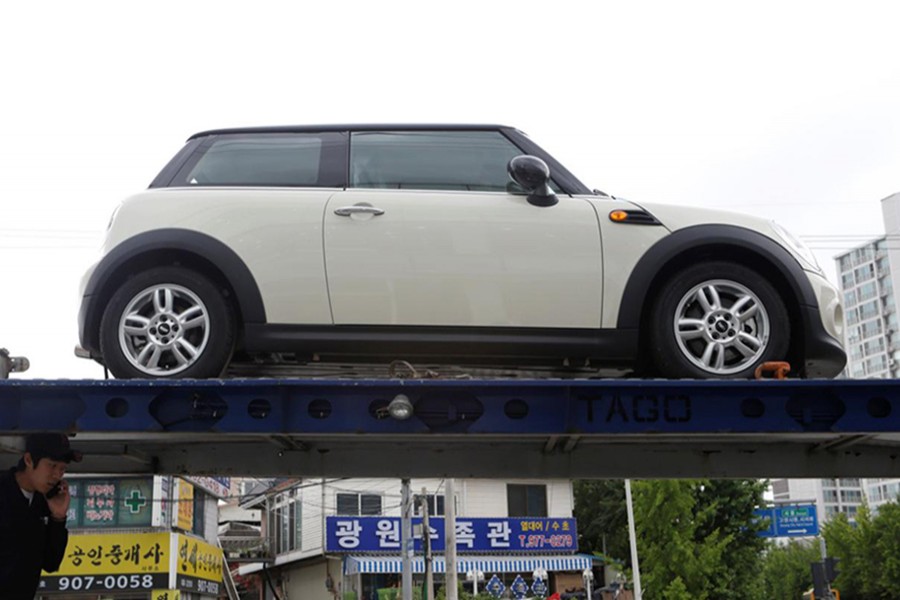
616,224,818,330
79,228,266,354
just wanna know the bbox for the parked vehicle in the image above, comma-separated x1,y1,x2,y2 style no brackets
76,125,845,379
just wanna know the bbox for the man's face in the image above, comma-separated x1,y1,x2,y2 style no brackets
26,454,68,494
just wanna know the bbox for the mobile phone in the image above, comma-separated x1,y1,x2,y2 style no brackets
46,482,62,499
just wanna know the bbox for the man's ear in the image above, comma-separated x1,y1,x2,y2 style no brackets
24,452,34,470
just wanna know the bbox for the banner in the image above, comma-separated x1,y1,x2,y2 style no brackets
326,517,577,553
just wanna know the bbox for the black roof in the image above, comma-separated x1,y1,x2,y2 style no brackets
188,124,513,140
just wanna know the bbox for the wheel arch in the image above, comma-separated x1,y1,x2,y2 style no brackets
80,229,266,356
617,224,818,371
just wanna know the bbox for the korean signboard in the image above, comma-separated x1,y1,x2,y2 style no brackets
326,517,578,553
175,478,195,532
82,480,117,527
186,476,231,499
39,532,224,596
39,532,169,593
175,534,224,595
64,478,154,529
755,504,819,537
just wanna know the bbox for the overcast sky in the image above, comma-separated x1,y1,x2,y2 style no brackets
1,1,898,378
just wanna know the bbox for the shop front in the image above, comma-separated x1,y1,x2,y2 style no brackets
37,532,225,599
327,516,590,599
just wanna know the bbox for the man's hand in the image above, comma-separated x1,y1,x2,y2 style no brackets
46,480,71,521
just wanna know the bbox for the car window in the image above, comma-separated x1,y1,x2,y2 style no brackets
182,134,324,186
349,130,524,192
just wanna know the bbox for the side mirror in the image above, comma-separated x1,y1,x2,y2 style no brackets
507,155,558,207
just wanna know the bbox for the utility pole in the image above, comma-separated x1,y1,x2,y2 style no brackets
421,488,434,600
401,479,413,600
625,479,643,600
445,479,458,600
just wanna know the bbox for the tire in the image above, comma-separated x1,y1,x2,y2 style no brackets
99,266,235,379
648,261,790,379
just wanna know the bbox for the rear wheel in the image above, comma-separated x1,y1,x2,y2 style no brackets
99,266,235,379
648,261,790,378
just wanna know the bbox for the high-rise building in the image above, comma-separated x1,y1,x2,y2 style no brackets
835,192,900,378
768,194,900,527
770,478,866,524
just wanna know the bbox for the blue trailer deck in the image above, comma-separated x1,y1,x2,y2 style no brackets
1,377,898,478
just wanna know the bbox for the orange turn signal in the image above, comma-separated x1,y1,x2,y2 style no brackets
609,210,629,222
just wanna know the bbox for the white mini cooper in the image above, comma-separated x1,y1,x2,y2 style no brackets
76,125,845,379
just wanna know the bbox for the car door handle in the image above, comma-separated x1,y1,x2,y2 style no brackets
334,205,385,217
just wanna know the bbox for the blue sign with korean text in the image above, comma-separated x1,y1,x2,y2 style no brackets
326,517,578,553
754,505,818,537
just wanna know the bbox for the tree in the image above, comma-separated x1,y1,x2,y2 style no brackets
874,502,900,594
573,480,630,565
693,479,768,599
759,539,819,600
575,479,769,598
632,479,730,599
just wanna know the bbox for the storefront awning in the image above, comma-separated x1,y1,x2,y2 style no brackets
344,555,591,575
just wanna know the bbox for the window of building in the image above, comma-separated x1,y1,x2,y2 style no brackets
864,339,886,356
854,264,875,282
269,489,303,554
840,490,862,503
414,494,446,517
192,488,206,536
823,490,838,503
507,484,548,517
861,321,882,338
349,130,530,192
859,300,879,320
888,483,900,500
336,492,383,516
839,478,861,487
857,282,878,301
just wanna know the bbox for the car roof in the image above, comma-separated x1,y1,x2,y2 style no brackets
188,124,514,140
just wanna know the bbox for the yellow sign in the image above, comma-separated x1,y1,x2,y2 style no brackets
47,532,170,576
152,590,181,600
175,478,194,531
175,533,224,583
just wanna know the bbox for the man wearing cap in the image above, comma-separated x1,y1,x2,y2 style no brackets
0,432,82,599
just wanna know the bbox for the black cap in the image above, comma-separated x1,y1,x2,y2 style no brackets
25,433,83,463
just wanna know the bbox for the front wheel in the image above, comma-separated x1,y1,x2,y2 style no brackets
99,266,235,379
648,261,790,379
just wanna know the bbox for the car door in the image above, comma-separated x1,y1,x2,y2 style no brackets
323,130,603,329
